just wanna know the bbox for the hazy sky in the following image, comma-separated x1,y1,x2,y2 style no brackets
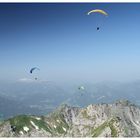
1,3,140,83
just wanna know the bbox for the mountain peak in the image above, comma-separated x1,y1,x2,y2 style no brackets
0,100,140,137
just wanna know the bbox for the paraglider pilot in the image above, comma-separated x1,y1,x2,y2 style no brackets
11,125,16,132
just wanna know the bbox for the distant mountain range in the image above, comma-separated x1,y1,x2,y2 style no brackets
66,80,140,107
0,100,140,137
1,80,140,119
0,81,70,119
0,94,41,119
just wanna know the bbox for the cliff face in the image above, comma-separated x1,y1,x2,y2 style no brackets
0,100,140,137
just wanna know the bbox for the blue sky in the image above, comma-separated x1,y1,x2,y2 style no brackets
1,3,140,83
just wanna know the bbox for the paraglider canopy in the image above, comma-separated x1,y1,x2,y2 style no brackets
87,9,108,16
30,67,40,74
78,86,85,91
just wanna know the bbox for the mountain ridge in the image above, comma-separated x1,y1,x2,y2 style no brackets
0,99,140,137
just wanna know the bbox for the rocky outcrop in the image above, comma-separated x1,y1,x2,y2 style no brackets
0,100,140,137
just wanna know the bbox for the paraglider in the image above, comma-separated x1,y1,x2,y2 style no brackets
87,9,108,30
30,67,40,80
78,86,85,91
78,86,85,96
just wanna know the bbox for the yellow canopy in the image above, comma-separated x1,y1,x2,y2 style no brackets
87,9,108,16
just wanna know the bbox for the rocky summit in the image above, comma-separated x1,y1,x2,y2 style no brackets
0,100,140,137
